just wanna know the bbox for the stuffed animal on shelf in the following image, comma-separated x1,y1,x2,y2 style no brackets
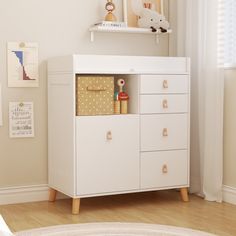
131,0,170,32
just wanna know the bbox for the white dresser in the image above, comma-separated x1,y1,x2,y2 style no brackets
48,55,190,214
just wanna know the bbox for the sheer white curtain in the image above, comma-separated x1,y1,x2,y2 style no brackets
177,0,224,201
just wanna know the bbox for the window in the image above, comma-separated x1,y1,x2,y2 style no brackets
218,0,236,68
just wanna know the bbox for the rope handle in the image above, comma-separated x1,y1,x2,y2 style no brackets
87,86,106,91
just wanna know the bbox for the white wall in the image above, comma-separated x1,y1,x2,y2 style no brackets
0,0,169,188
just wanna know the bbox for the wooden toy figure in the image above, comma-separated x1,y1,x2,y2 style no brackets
105,0,117,22
117,79,129,114
114,91,120,114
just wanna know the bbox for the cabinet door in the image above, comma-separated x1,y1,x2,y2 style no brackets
76,115,139,196
141,114,188,151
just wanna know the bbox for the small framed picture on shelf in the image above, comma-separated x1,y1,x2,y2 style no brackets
123,0,164,27
103,0,127,23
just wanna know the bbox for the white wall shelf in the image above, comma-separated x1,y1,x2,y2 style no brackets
89,26,172,44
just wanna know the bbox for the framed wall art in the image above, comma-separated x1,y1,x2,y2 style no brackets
9,102,34,138
7,42,39,87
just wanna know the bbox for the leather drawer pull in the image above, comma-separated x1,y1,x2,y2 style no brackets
162,128,168,137
87,86,106,91
162,99,168,109
162,164,168,174
163,80,168,89
106,131,112,140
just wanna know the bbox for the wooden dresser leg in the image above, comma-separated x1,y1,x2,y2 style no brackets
49,188,57,202
72,198,80,214
180,188,189,202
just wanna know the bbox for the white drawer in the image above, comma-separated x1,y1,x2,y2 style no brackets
140,94,188,114
140,75,189,94
141,114,188,151
76,115,140,195
141,150,188,189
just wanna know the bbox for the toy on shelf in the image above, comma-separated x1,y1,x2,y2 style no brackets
114,91,120,114
105,0,117,22
131,0,170,32
115,78,129,114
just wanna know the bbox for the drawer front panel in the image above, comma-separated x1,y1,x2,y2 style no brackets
141,114,188,151
140,75,189,94
140,94,188,114
76,115,139,196
141,150,188,189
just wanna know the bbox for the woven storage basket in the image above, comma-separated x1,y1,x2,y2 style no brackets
76,76,114,116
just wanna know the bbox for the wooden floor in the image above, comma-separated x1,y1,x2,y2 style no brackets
0,190,236,236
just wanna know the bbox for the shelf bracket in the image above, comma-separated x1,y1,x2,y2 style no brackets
155,35,160,44
90,32,94,42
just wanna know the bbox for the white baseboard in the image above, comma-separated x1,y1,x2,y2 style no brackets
2,184,235,206
0,185,68,205
223,185,236,205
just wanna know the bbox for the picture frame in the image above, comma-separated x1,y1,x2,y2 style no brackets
7,42,39,87
103,0,127,23
9,102,34,138
123,0,164,27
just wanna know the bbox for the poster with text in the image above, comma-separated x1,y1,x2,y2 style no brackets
7,42,39,87
9,102,34,138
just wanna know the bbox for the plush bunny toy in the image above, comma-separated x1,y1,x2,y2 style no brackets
131,0,170,32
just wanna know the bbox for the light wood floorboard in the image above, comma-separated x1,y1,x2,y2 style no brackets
0,190,236,236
